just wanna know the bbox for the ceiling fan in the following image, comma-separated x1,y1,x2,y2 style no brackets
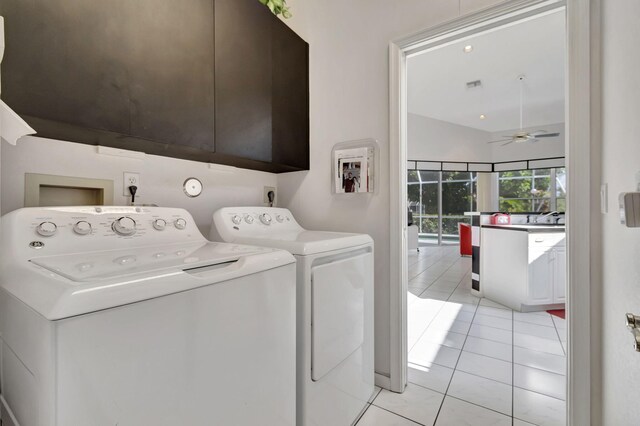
488,75,560,146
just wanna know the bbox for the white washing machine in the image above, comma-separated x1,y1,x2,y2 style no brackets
210,207,374,426
0,206,297,426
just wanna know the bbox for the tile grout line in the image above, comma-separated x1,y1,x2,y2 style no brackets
512,306,515,426
416,338,566,372
446,394,515,421
410,348,565,385
368,403,427,426
353,403,371,425
430,279,481,426
408,246,565,424
550,315,567,356
408,258,473,353
409,252,473,425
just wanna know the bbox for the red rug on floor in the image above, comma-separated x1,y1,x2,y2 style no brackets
547,309,565,319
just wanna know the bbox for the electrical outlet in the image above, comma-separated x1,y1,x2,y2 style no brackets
123,172,140,196
263,186,276,206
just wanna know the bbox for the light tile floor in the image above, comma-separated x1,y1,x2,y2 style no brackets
356,245,567,426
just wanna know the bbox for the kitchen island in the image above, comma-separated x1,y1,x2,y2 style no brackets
481,224,566,312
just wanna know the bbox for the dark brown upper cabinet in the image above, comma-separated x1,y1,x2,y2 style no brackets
0,0,309,173
214,0,309,170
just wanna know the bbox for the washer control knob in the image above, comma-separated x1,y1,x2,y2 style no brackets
36,221,58,237
244,215,254,224
174,218,187,230
114,255,137,265
112,217,137,236
152,219,167,231
275,214,285,223
73,221,92,235
231,215,242,225
259,213,272,225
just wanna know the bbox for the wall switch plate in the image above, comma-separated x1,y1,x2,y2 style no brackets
601,184,608,214
263,186,276,206
123,172,140,196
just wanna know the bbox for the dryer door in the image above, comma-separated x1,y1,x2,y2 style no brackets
311,251,373,381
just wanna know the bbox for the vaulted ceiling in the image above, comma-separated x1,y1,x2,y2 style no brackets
407,9,565,132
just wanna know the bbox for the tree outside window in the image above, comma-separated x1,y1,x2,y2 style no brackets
499,168,566,212
407,170,477,242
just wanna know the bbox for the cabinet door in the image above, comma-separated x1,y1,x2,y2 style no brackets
1,0,215,152
271,17,310,170
528,247,554,304
214,0,273,162
553,247,567,303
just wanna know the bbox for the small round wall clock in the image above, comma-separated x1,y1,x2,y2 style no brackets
183,177,203,198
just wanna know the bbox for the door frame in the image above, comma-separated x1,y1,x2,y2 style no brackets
388,1,600,424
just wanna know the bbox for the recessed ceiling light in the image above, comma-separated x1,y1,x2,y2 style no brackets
480,114,486,120
463,45,474,53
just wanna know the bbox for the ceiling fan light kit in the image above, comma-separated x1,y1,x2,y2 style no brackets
487,75,561,146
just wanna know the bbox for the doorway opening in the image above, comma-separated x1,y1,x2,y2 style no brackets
386,0,596,424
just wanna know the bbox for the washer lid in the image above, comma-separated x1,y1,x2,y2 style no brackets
210,207,373,255
225,231,373,256
2,242,295,320
30,241,267,282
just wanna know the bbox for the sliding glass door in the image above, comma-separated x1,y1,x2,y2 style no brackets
408,170,477,244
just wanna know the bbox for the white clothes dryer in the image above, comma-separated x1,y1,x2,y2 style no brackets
210,207,374,426
0,206,296,426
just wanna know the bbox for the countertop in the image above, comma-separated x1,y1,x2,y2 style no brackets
482,224,566,233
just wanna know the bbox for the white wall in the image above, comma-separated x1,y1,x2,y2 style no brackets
278,0,509,377
1,137,277,236
489,122,565,163
599,0,640,423
408,113,492,162
408,114,564,164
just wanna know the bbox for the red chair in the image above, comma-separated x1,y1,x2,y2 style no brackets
458,223,472,257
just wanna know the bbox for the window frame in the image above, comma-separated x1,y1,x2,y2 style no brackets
498,167,566,212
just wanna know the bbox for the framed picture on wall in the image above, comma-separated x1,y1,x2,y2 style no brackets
332,139,378,194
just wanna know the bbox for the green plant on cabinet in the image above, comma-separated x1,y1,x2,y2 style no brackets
259,0,292,18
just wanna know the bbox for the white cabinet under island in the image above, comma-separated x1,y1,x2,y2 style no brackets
481,225,566,312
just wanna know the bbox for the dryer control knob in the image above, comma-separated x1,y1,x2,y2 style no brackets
174,218,187,230
37,221,58,237
112,217,137,236
73,221,92,235
259,213,272,225
153,219,167,231
244,215,254,224
275,214,285,223
231,215,242,225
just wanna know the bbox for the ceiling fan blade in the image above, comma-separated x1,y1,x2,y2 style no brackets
529,130,548,135
501,140,515,146
533,133,561,138
487,138,512,144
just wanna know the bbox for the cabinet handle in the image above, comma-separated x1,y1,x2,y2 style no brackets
626,313,640,329
625,313,640,352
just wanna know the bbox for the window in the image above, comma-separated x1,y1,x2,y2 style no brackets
498,167,566,212
442,172,477,237
407,170,477,243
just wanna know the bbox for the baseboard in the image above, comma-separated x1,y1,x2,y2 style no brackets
521,302,565,312
374,372,391,390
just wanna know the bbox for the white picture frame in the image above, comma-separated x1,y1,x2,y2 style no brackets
332,139,378,194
